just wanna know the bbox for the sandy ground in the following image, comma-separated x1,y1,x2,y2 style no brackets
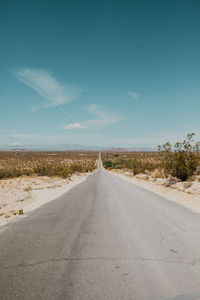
0,172,91,227
110,170,200,214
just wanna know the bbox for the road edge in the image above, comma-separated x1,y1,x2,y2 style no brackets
109,171,200,214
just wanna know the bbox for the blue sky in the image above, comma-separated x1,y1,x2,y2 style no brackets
0,0,200,148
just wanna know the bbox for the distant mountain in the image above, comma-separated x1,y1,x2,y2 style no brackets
0,144,156,152
102,148,129,152
130,147,157,152
0,144,101,151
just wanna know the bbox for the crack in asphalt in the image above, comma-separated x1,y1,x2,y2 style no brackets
0,256,199,271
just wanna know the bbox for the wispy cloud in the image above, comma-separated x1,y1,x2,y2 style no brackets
14,68,82,109
64,104,121,130
64,123,87,130
128,91,139,99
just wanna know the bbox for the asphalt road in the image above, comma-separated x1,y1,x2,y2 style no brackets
1,160,200,300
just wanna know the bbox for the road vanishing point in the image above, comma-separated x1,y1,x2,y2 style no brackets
1,156,200,300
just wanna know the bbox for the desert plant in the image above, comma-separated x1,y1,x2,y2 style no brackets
103,161,114,168
18,209,24,215
23,186,32,192
151,168,165,178
158,133,198,181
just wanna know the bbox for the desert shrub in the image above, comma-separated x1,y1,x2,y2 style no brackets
34,165,55,176
158,133,199,181
112,159,125,169
131,159,156,175
13,209,24,215
69,163,83,173
0,168,22,179
151,168,164,178
18,209,24,215
22,169,34,176
103,161,114,168
171,151,197,181
34,165,72,178
23,186,32,192
58,168,70,178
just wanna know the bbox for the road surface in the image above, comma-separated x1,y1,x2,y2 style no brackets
1,159,200,300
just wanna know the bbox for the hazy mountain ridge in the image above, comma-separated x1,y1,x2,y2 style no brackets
0,144,156,152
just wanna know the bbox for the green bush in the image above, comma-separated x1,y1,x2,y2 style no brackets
170,151,197,181
103,161,114,168
159,133,199,181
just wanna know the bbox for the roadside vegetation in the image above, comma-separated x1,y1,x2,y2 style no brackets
102,133,200,182
158,133,200,181
0,151,98,179
103,152,160,175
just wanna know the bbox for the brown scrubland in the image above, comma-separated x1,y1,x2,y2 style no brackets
0,151,98,179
